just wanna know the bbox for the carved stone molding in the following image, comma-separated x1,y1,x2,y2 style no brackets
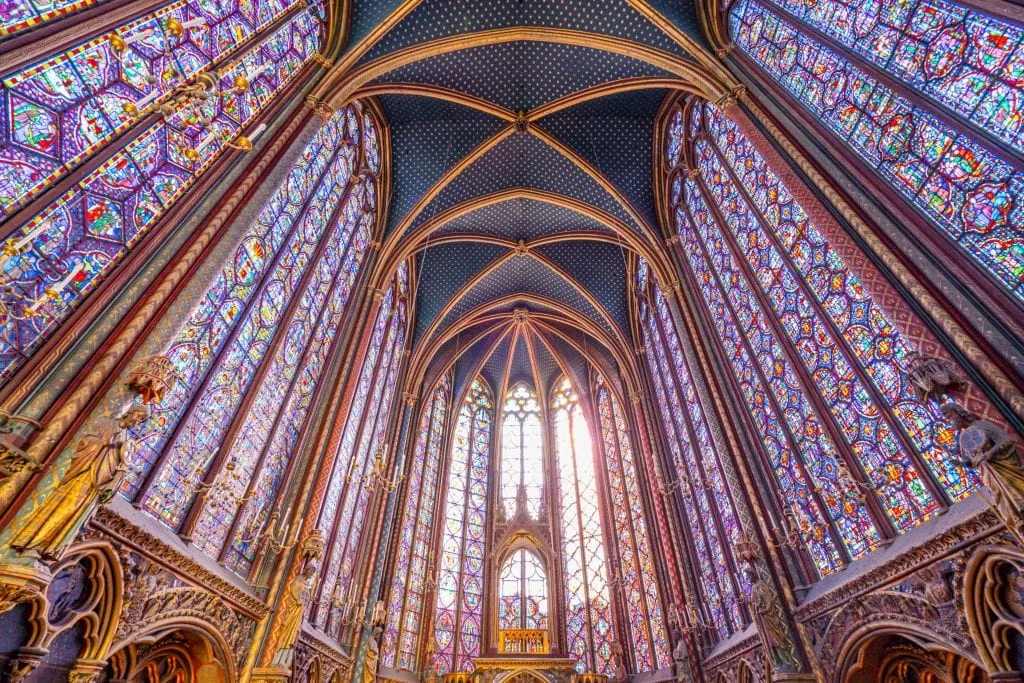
296,627,353,682
795,507,1001,621
90,505,268,618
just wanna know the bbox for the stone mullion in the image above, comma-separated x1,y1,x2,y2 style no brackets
417,382,459,673
317,298,401,630
674,189,854,567
128,122,348,510
756,0,1024,172
693,170,902,542
719,101,1005,427
0,1,317,245
565,402,595,669
705,132,951,509
728,55,1024,411
600,387,654,671
309,293,395,627
389,393,433,669
350,349,415,682
629,333,698,616
177,172,366,544
663,235,823,586
253,259,382,666
646,303,745,634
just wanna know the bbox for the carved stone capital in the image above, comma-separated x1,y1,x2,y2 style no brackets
402,392,418,406
7,646,48,683
629,390,644,405
715,43,735,58
311,53,332,69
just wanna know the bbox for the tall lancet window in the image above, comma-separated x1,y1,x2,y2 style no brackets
312,261,409,638
118,106,377,566
729,0,1024,306
434,379,492,674
594,376,671,671
636,263,747,641
501,384,544,519
498,549,549,630
551,377,613,675
0,1,323,384
382,374,451,672
661,99,977,581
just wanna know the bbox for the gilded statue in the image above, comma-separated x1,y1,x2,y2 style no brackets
741,565,800,673
364,625,383,683
941,403,1024,525
8,407,148,561
271,563,316,669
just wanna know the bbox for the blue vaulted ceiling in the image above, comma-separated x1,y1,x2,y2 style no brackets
343,0,710,389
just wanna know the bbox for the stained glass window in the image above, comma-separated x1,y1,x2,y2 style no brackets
382,375,451,672
116,105,381,581
636,278,746,640
730,0,1024,304
500,384,543,519
0,2,321,385
434,379,491,675
120,106,356,499
659,97,981,578
498,549,548,631
313,263,409,639
594,376,671,671
551,377,613,675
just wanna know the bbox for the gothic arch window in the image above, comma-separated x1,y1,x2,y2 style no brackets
118,106,379,579
434,378,492,674
594,376,671,671
660,97,975,579
501,384,544,520
551,376,614,675
382,374,451,672
728,0,1024,307
312,260,409,638
635,261,747,641
498,548,549,631
0,0,323,385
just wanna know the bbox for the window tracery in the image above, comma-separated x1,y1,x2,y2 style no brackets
659,97,979,580
552,377,613,675
729,0,1024,305
499,549,548,631
434,378,492,674
501,384,544,520
312,261,408,639
594,376,671,671
0,0,321,384
382,374,451,672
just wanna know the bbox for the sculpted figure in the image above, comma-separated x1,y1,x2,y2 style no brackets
672,632,693,683
9,407,147,561
941,403,1024,523
364,625,383,683
272,563,316,669
902,352,964,403
741,566,800,673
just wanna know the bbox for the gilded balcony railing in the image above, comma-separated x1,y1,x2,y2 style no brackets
498,629,549,654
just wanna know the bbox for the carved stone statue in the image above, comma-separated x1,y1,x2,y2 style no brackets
940,403,1024,524
8,407,147,561
364,625,383,683
271,563,316,669
672,633,693,683
902,352,964,403
741,565,800,674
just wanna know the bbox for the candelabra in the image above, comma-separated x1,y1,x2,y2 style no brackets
109,16,270,163
362,446,403,494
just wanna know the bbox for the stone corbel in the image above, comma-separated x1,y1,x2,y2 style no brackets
7,646,48,682
0,411,43,481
